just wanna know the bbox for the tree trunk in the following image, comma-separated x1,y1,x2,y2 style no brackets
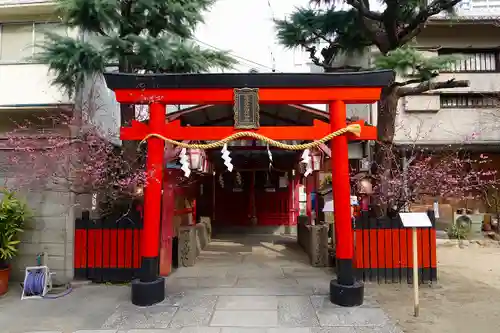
374,87,398,173
372,87,399,215
118,59,139,162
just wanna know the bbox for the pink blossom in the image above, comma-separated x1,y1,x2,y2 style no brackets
3,113,147,202
373,150,498,211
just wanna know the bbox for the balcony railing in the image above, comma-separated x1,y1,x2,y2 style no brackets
0,0,52,5
433,0,500,18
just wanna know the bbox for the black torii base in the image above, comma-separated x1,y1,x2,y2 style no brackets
131,257,165,306
329,259,364,307
329,279,364,307
131,277,165,306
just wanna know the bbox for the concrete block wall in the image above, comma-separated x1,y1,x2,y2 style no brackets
15,191,75,283
0,150,75,283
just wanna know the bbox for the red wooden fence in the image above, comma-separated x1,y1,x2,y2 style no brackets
74,210,143,282
353,211,437,283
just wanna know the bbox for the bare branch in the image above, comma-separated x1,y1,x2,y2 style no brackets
393,78,430,87
302,45,363,72
397,0,463,46
345,0,384,21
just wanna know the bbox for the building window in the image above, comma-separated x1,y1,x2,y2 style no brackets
440,94,498,108
439,49,498,72
471,0,500,9
0,22,67,63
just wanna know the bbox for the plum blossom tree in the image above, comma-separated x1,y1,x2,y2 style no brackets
373,149,498,213
2,111,147,211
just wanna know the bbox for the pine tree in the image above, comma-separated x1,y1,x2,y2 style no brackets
32,0,236,211
35,0,236,125
275,0,468,169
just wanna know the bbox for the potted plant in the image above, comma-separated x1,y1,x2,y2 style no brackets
0,189,30,296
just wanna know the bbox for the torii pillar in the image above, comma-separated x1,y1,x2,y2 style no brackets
125,102,166,306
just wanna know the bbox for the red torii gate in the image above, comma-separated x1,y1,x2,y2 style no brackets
104,70,394,307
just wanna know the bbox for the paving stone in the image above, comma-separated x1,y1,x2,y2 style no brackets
355,324,403,333
268,329,311,333
179,328,222,333
235,278,298,288
210,310,278,327
220,328,268,333
188,287,312,296
124,329,181,333
161,294,217,309
282,267,329,278
168,307,215,328
227,268,284,278
173,267,229,278
311,328,356,333
310,295,379,310
197,275,238,288
296,278,330,295
277,296,319,327
102,305,178,330
216,296,278,310
166,278,199,288
316,307,389,327
75,331,118,333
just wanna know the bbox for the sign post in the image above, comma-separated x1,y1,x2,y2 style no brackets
399,212,433,317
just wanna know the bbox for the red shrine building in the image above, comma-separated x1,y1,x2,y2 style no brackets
102,70,394,307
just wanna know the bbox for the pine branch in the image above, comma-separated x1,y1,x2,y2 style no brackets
398,78,469,97
394,72,440,87
397,0,463,46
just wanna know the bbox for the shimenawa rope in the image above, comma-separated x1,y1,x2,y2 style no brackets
139,124,361,150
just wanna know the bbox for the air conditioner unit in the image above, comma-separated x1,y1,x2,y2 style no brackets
453,212,484,237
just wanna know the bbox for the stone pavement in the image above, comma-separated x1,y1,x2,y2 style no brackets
0,234,401,333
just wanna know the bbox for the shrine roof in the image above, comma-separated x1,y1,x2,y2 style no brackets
104,69,394,90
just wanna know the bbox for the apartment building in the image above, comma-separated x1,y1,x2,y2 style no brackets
395,2,500,149
0,0,121,283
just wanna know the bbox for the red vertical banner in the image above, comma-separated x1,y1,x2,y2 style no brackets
288,172,295,226
305,175,313,220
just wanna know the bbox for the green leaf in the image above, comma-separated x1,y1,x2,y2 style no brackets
56,0,120,34
373,46,462,80
33,33,106,97
275,0,465,68
0,188,28,262
34,0,236,94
